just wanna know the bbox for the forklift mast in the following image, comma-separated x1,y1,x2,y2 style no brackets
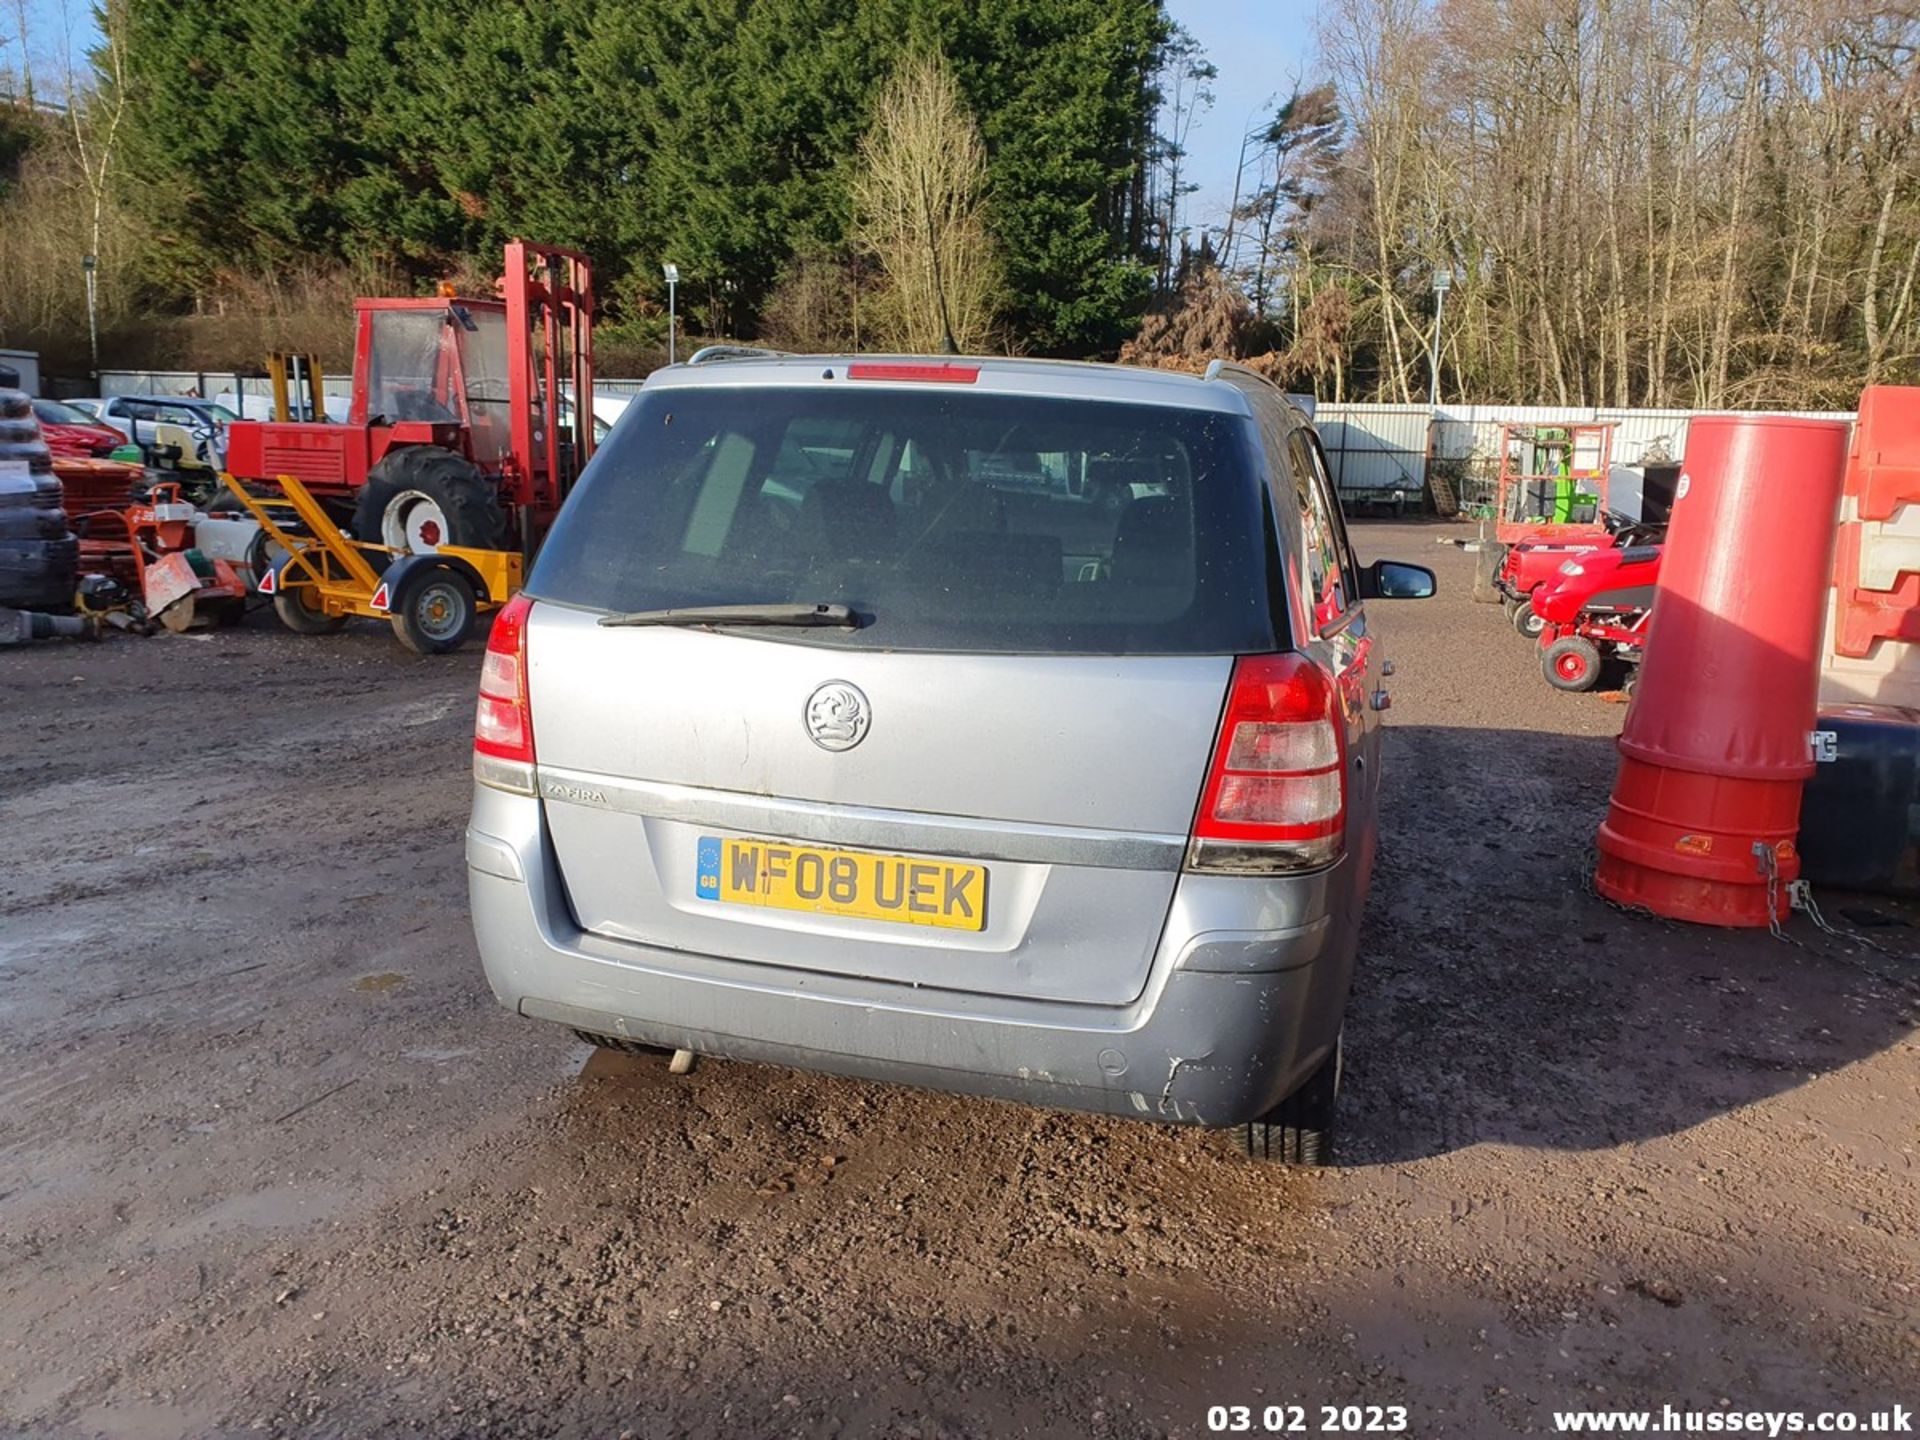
500,241,596,525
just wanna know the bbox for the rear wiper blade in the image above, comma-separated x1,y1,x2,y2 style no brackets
598,601,862,629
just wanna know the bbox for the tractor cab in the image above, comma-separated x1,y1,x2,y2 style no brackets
223,241,595,555
355,300,515,470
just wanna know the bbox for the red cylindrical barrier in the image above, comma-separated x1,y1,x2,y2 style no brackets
1595,415,1851,926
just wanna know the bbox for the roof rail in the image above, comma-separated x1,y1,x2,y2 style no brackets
685,344,790,366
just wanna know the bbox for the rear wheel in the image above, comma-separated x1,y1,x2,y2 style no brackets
1511,595,1545,638
1242,1037,1339,1166
1543,635,1603,692
353,446,507,554
389,565,477,655
272,582,346,635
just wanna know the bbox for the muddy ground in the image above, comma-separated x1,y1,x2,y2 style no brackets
1,519,1914,1439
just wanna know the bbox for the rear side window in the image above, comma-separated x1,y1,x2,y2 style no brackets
1287,431,1355,633
530,386,1281,655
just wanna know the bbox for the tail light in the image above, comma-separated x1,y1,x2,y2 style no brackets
1187,652,1346,874
473,593,535,794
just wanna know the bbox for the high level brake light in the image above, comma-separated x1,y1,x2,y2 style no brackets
1187,652,1347,874
473,593,536,794
845,362,980,384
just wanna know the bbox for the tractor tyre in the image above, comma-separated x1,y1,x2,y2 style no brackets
1510,595,1546,639
389,564,478,656
1241,1035,1340,1166
273,583,347,635
353,447,508,555
1543,635,1603,692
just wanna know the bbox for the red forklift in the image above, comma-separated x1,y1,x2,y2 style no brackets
223,241,597,556
1489,422,1615,637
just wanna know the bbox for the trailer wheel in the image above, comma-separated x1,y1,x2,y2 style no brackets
1241,1034,1339,1166
273,582,346,635
354,446,507,554
389,565,477,655
1510,595,1546,639
1543,635,1603,692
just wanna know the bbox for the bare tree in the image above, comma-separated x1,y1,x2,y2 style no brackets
5,0,33,107
0,0,143,371
61,0,129,287
1149,23,1217,295
1285,0,1920,407
851,52,1000,355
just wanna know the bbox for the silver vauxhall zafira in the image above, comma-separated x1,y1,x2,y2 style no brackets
466,352,1433,1163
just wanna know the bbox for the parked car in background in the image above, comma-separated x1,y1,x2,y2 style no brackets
29,397,128,459
556,393,632,444
216,390,353,425
66,395,237,469
467,352,1436,1165
591,393,632,437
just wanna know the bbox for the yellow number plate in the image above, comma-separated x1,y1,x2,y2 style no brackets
695,836,987,931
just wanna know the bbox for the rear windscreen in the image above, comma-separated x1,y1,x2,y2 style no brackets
528,385,1280,655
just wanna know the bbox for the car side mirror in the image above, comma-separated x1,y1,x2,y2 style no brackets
1361,559,1436,600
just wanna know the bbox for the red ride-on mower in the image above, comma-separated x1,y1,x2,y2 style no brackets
1496,535,1609,638
1498,513,1667,640
1487,422,1615,638
1531,541,1664,692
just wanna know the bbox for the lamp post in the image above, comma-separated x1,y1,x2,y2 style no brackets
662,262,679,365
1428,267,1451,409
82,254,99,378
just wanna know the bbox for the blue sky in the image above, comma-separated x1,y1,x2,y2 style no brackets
6,0,94,95
1165,0,1319,234
9,0,1313,233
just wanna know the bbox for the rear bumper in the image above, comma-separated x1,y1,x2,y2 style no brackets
466,786,1359,1128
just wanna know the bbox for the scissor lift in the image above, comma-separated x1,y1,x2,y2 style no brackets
1493,422,1615,545
218,472,521,654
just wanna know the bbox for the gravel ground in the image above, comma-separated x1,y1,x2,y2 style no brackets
0,519,1914,1439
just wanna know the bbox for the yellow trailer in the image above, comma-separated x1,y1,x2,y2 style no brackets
217,472,522,654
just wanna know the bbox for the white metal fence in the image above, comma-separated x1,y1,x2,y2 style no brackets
1318,402,1854,507
87,369,1855,509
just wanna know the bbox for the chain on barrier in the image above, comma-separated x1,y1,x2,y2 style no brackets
1574,842,1919,997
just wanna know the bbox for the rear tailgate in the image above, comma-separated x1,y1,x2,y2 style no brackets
519,370,1278,1008
530,613,1231,1005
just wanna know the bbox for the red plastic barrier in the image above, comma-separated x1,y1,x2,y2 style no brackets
1852,385,1920,523
1833,385,1920,659
1595,415,1851,926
